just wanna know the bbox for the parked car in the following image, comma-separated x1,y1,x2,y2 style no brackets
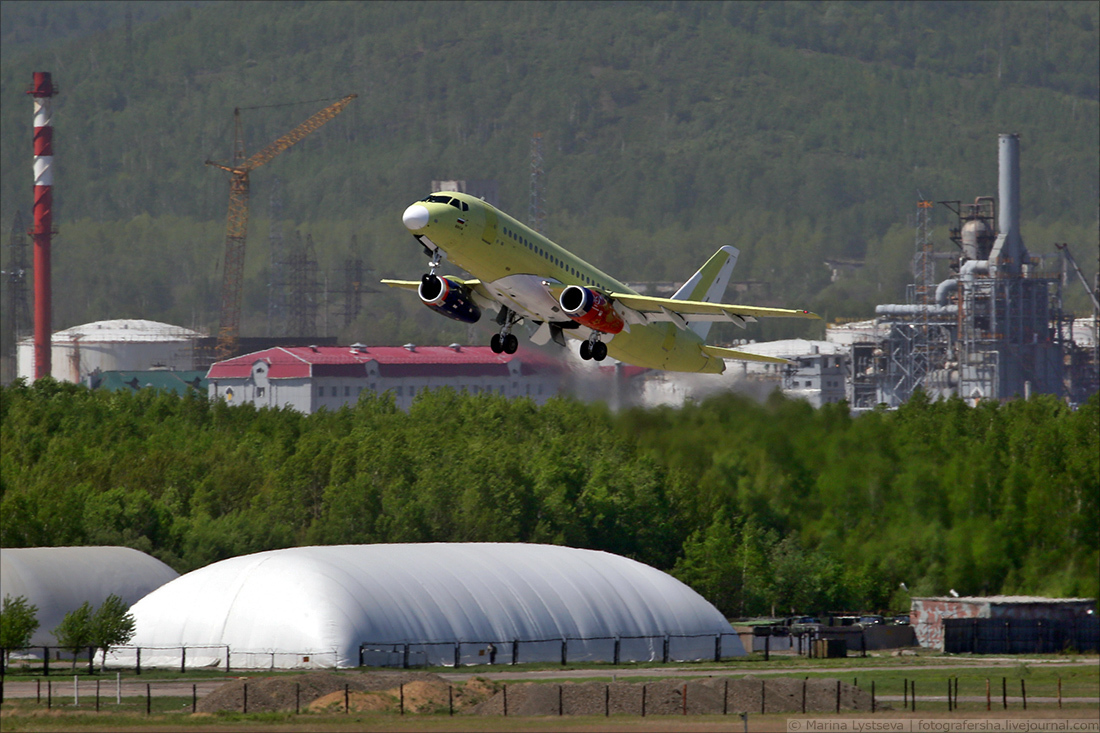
858,615,885,626
891,614,911,625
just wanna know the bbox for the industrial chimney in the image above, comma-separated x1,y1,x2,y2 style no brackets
988,133,1029,276
28,72,55,380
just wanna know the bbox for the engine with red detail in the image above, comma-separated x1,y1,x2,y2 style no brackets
418,274,481,323
558,285,624,334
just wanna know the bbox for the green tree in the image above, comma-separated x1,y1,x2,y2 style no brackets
52,602,93,671
0,594,40,662
90,594,136,669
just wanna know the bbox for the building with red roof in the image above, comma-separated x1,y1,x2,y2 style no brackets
205,343,565,412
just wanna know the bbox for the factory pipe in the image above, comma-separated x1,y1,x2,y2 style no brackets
989,134,1028,275
28,72,55,380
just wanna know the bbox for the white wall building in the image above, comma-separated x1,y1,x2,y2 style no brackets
206,344,564,412
17,319,202,384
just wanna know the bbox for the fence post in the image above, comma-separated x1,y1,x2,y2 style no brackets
296,682,300,714
1021,679,1026,710
454,643,461,669
243,683,248,713
912,681,916,712
181,647,186,674
558,684,563,716
502,684,507,716
613,638,620,665
43,646,49,676
871,680,875,713
662,636,669,664
136,647,141,676
225,646,230,673
861,629,866,657
343,684,348,714
87,646,94,674
605,684,609,716
96,679,100,712
765,632,770,661
449,685,453,716
48,679,52,709
641,684,646,717
947,678,952,711
402,643,409,669
512,639,518,666
801,678,806,714
836,679,840,714
1058,677,1062,709
1002,677,1007,709
561,639,567,666
724,679,728,715
400,683,404,715
986,678,990,711
682,683,687,715
146,683,151,715
714,634,721,662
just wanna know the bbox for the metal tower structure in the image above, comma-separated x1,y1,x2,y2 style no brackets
286,231,320,337
528,131,546,233
4,210,32,352
267,177,288,337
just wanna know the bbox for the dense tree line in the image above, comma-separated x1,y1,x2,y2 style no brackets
2,379,1096,618
1,1,1097,360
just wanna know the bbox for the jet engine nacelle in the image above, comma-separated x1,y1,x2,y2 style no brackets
418,274,481,323
559,285,624,334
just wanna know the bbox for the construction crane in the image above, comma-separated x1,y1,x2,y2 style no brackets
206,94,357,358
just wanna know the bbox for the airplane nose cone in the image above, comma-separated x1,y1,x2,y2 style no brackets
402,204,430,231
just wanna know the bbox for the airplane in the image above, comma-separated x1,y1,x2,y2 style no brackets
382,191,820,373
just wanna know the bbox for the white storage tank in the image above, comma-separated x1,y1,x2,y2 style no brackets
17,319,203,383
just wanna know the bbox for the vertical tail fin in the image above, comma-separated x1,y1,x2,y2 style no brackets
671,245,739,340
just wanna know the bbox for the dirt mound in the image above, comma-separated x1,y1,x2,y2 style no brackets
196,671,479,714
469,676,874,716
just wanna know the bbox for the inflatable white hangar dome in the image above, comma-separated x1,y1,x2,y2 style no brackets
0,547,179,646
114,543,744,669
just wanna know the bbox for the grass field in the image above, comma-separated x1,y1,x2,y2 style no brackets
1,653,1096,732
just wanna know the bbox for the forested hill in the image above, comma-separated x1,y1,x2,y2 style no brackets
1,1,1097,351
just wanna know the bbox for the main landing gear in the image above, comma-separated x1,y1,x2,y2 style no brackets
579,335,607,362
490,306,520,355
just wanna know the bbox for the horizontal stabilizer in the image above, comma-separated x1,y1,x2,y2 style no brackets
702,345,791,364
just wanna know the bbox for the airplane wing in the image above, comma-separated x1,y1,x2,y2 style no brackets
607,292,819,329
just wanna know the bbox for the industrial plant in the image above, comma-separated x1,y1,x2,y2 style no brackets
836,134,1098,408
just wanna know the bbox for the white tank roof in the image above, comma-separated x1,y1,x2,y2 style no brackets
0,547,179,646
120,543,740,668
44,319,202,343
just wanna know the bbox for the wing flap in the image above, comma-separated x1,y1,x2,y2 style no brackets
702,345,791,364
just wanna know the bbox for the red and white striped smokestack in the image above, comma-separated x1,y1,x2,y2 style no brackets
28,72,55,380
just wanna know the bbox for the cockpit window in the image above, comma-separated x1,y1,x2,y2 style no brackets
424,194,453,204
449,199,463,210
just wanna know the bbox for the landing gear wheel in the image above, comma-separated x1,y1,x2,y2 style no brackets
490,334,504,354
592,341,608,361
503,334,519,354
579,340,592,361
